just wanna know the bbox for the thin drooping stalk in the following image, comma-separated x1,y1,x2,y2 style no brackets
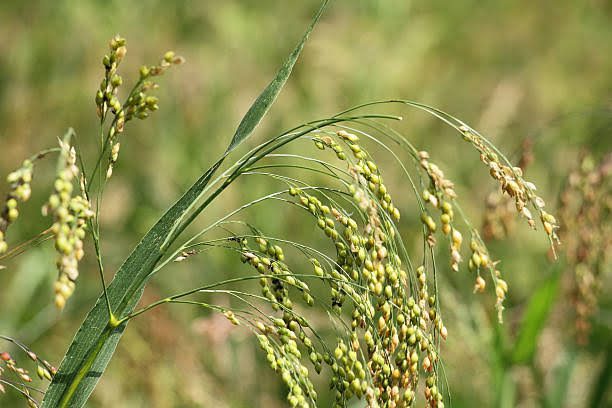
0,228,53,262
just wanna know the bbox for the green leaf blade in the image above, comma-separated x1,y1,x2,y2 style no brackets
225,0,329,154
512,268,561,365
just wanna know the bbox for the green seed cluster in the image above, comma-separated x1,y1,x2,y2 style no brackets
95,35,127,180
0,160,34,254
331,338,368,400
235,130,453,407
289,188,355,312
238,236,323,406
240,237,313,312
314,133,348,161
256,331,317,407
304,131,451,407
459,125,560,251
95,36,184,180
232,126,554,406
95,35,127,122
43,139,94,310
345,131,401,220
123,50,184,125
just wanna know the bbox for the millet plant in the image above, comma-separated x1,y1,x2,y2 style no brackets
0,2,560,407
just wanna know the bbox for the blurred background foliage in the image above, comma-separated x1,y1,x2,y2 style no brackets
0,1,610,407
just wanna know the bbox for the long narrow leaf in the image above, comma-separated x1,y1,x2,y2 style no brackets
41,2,328,406
512,267,561,364
226,0,328,154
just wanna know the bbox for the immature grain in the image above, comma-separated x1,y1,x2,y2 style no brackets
43,137,94,309
96,36,184,180
0,160,34,254
481,139,534,241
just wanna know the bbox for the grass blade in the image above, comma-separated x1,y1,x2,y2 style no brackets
226,0,329,154
512,266,561,364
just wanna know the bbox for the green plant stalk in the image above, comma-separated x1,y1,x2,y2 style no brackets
0,228,52,262
87,80,145,319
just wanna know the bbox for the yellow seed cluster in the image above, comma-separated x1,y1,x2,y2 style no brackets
418,151,456,200
481,140,534,241
467,236,507,321
229,124,558,406
417,146,511,322
450,229,462,272
459,125,560,253
44,139,94,310
0,160,34,254
1,351,32,384
223,310,240,326
418,151,465,272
